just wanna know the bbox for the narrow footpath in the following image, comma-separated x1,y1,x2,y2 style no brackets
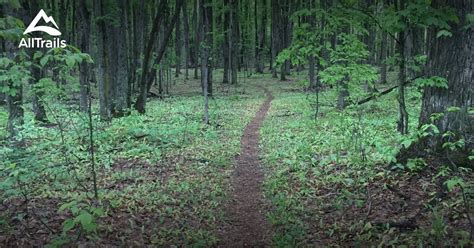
219,86,273,247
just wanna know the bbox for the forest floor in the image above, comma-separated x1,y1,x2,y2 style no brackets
0,70,473,247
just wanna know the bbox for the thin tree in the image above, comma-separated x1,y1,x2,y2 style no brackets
76,0,91,112
135,0,183,113
200,0,212,124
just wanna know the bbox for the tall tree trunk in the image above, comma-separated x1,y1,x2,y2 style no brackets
271,0,279,78
396,0,408,134
95,0,112,120
146,0,184,92
222,0,230,84
193,0,199,79
200,0,212,124
279,0,288,81
135,0,171,113
114,0,130,116
3,5,24,140
258,0,267,73
175,6,181,77
380,22,388,84
417,0,473,164
182,0,190,80
230,0,239,85
28,0,47,122
77,0,91,112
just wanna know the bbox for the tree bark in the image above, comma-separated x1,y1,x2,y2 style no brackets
193,0,199,79
255,0,266,73
182,0,190,80
222,0,230,84
175,5,182,77
135,0,183,113
200,0,212,124
396,0,408,134
28,0,47,122
114,0,130,116
95,0,112,120
76,0,91,112
146,0,184,92
380,24,388,84
417,0,473,164
271,0,279,78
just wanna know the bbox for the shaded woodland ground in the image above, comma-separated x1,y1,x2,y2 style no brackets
1,70,473,246
1,0,473,246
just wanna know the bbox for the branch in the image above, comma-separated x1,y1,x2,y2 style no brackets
357,76,422,105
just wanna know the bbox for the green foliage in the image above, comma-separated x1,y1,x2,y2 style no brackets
406,158,427,172
414,76,449,89
378,0,458,34
0,15,24,41
319,34,379,98
58,199,105,234
444,177,465,192
260,80,421,245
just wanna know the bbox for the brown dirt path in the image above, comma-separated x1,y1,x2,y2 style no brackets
218,86,273,247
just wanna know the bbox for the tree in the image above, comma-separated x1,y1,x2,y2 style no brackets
76,0,91,112
94,0,112,120
200,0,212,124
2,3,26,140
255,0,266,73
230,0,238,85
416,0,473,164
193,0,199,79
271,0,280,78
182,0,191,80
175,3,182,77
134,0,183,113
28,0,47,122
222,0,230,84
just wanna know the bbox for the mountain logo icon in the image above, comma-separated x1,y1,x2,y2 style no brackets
24,9,61,36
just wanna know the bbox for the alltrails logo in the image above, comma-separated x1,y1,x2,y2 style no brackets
19,9,67,48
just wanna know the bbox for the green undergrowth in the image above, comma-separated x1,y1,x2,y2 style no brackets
260,80,473,246
0,84,264,246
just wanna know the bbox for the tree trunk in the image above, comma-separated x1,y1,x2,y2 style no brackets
417,0,473,164
279,0,288,81
193,0,199,79
230,0,239,85
396,0,408,134
135,0,182,113
77,0,91,112
175,6,181,77
222,0,230,84
6,87,23,140
114,0,130,116
146,0,184,92
200,0,212,124
2,4,24,139
255,0,266,73
271,0,279,78
380,25,388,84
95,0,112,120
182,0,190,80
30,55,47,122
28,0,47,122
308,55,316,89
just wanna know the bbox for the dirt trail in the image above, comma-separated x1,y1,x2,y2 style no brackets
219,87,273,247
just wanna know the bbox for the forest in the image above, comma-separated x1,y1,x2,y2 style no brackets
0,0,473,246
